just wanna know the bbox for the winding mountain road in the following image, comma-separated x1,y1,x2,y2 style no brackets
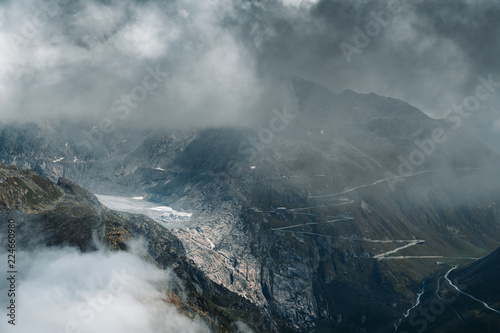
445,267,500,315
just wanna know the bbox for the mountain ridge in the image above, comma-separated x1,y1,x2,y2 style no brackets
0,163,278,332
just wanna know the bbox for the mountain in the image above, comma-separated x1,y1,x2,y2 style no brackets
0,163,277,332
1,78,499,332
396,246,500,333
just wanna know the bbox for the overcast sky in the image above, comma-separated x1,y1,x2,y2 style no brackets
0,0,499,130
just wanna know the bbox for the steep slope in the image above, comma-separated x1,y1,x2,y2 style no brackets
0,163,277,332
396,246,500,333
450,246,500,306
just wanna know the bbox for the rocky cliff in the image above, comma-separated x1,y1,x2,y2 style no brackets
0,163,277,332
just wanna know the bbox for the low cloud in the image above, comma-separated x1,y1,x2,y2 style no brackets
0,0,499,128
0,0,264,128
234,320,255,333
0,244,211,333
494,118,500,132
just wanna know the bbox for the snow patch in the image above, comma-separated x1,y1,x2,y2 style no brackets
150,206,192,218
96,194,192,229
206,238,215,250
361,200,373,214
279,0,319,8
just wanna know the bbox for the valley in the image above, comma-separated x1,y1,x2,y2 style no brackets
1,78,499,332
1,1,499,332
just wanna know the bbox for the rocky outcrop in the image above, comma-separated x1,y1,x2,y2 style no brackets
0,163,277,332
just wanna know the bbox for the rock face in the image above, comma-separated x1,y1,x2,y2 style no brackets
1,78,500,332
0,163,277,333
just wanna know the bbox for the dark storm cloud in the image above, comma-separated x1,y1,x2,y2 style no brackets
239,0,500,119
0,0,499,128
0,0,266,127
414,0,500,76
